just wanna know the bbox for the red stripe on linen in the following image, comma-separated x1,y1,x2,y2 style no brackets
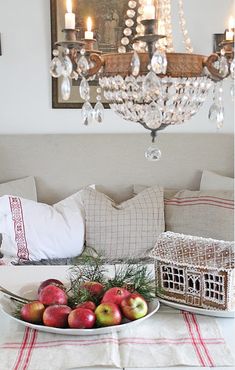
182,311,206,366
165,197,234,207
9,196,29,260
191,314,215,367
166,195,234,203
165,201,233,210
22,329,38,370
186,312,211,367
2,337,225,350
13,327,30,370
2,340,225,350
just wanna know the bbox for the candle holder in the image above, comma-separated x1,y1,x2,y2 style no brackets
133,19,166,60
81,38,102,56
55,28,85,50
213,29,234,59
219,39,234,57
219,28,234,58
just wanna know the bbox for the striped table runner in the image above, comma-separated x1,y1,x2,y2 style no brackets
0,309,234,370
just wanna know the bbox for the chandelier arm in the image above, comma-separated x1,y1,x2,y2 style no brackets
139,121,169,133
204,54,229,81
87,54,105,77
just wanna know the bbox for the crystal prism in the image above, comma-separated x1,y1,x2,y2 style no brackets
62,56,73,77
77,56,89,75
61,76,71,101
230,58,235,79
151,51,167,74
219,56,229,78
143,71,161,96
144,102,162,129
125,19,134,27
94,101,105,123
128,0,137,9
50,57,63,78
131,51,140,77
208,103,224,123
230,83,235,101
217,121,224,130
145,146,162,161
81,101,93,126
127,9,135,18
79,77,90,101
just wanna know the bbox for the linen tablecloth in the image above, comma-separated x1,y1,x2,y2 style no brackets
0,307,234,370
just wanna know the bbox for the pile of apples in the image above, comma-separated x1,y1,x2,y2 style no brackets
20,278,148,329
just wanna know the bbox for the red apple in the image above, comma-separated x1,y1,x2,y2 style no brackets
43,305,71,328
95,303,122,327
120,293,148,321
81,281,104,297
76,301,96,311
101,287,130,306
20,301,45,324
38,279,64,294
38,285,68,306
68,308,96,329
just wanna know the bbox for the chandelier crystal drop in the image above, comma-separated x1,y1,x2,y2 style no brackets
50,0,234,160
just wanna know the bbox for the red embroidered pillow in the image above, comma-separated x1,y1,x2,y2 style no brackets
0,193,85,261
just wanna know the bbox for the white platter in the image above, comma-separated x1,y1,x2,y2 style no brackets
159,298,235,318
0,295,160,336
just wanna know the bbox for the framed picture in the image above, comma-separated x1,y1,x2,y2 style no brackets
50,0,128,108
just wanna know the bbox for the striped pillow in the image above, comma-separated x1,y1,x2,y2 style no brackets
81,186,164,259
165,190,234,241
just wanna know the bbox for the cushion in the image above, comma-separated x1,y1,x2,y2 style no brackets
0,177,37,252
200,170,234,191
165,190,234,241
0,176,37,200
80,185,164,259
0,191,85,261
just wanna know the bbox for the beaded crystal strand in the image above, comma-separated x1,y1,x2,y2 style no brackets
178,0,193,53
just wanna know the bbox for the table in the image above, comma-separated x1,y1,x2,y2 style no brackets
0,265,234,370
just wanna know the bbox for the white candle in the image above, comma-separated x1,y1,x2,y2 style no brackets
143,0,156,20
225,16,234,41
226,30,234,41
65,0,75,29
85,17,94,39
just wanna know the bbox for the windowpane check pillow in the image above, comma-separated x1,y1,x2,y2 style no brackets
81,186,164,259
165,190,234,241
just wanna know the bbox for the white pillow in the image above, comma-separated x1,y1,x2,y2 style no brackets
0,192,85,261
0,176,37,200
200,170,234,191
0,177,37,253
81,185,164,259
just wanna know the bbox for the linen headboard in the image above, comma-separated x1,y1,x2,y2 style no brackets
0,133,233,204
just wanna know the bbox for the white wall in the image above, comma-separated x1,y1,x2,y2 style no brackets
0,0,234,134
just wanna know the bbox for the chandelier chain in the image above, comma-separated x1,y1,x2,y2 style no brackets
161,0,174,52
178,0,194,53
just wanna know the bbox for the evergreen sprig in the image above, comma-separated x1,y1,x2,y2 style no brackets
105,263,156,301
68,256,156,304
12,301,24,320
67,255,107,307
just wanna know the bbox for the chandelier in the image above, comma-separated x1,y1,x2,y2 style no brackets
50,0,235,160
